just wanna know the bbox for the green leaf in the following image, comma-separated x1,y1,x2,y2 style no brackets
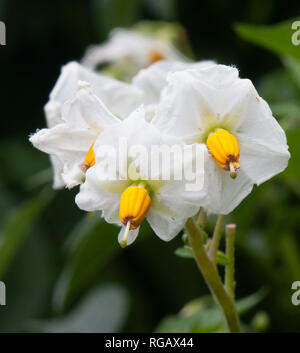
258,69,300,104
175,246,230,266
0,138,49,187
175,245,194,259
271,101,300,131
34,285,129,333
282,127,300,180
235,288,267,316
234,18,300,61
216,251,230,266
283,56,300,91
155,289,266,333
52,215,121,312
0,188,53,277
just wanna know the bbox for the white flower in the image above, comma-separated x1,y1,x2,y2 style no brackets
45,61,143,126
152,64,290,214
81,28,189,71
75,109,206,247
30,80,139,189
32,61,143,189
132,60,216,121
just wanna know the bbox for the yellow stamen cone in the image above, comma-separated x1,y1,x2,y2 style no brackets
119,185,151,230
206,129,240,179
148,50,165,65
84,143,95,171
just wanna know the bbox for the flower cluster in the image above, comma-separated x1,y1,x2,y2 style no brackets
30,28,290,247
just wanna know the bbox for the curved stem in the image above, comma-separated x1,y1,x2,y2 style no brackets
225,224,236,299
208,214,226,265
196,209,207,226
185,217,240,333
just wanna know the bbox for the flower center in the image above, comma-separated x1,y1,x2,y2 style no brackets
206,129,240,179
148,50,165,65
119,182,151,231
83,143,95,171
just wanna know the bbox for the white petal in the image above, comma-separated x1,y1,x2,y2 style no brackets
118,226,140,246
146,208,186,241
81,28,189,69
132,61,181,105
50,155,65,189
30,124,97,189
133,60,216,106
47,61,143,122
147,143,207,218
238,136,290,185
203,154,254,215
93,107,178,155
62,163,85,189
86,76,143,120
236,85,289,158
152,65,247,142
30,124,97,161
62,82,119,131
44,101,63,128
75,166,128,224
233,84,290,185
49,61,83,104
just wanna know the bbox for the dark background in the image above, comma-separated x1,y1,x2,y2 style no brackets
1,0,299,138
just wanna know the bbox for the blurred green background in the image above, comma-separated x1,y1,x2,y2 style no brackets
0,0,299,333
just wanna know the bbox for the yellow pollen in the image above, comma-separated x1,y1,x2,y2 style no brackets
206,129,240,179
148,50,165,65
119,185,151,230
84,143,95,171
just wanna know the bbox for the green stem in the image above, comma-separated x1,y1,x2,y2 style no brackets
208,214,226,265
225,224,236,299
196,209,207,228
185,217,241,333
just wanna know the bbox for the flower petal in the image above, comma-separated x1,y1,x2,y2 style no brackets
46,61,143,123
81,28,189,69
203,153,254,215
146,208,186,241
62,82,119,131
152,65,248,143
239,136,290,185
30,124,97,160
133,60,216,106
50,155,65,189
236,85,289,158
30,124,97,188
75,165,128,224
118,226,140,246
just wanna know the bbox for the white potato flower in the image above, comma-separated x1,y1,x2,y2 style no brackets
152,64,290,214
75,109,206,247
132,60,216,121
81,28,189,71
31,62,143,189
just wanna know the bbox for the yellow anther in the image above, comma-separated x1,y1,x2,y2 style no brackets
119,185,151,230
148,50,165,65
84,143,95,171
206,129,240,179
